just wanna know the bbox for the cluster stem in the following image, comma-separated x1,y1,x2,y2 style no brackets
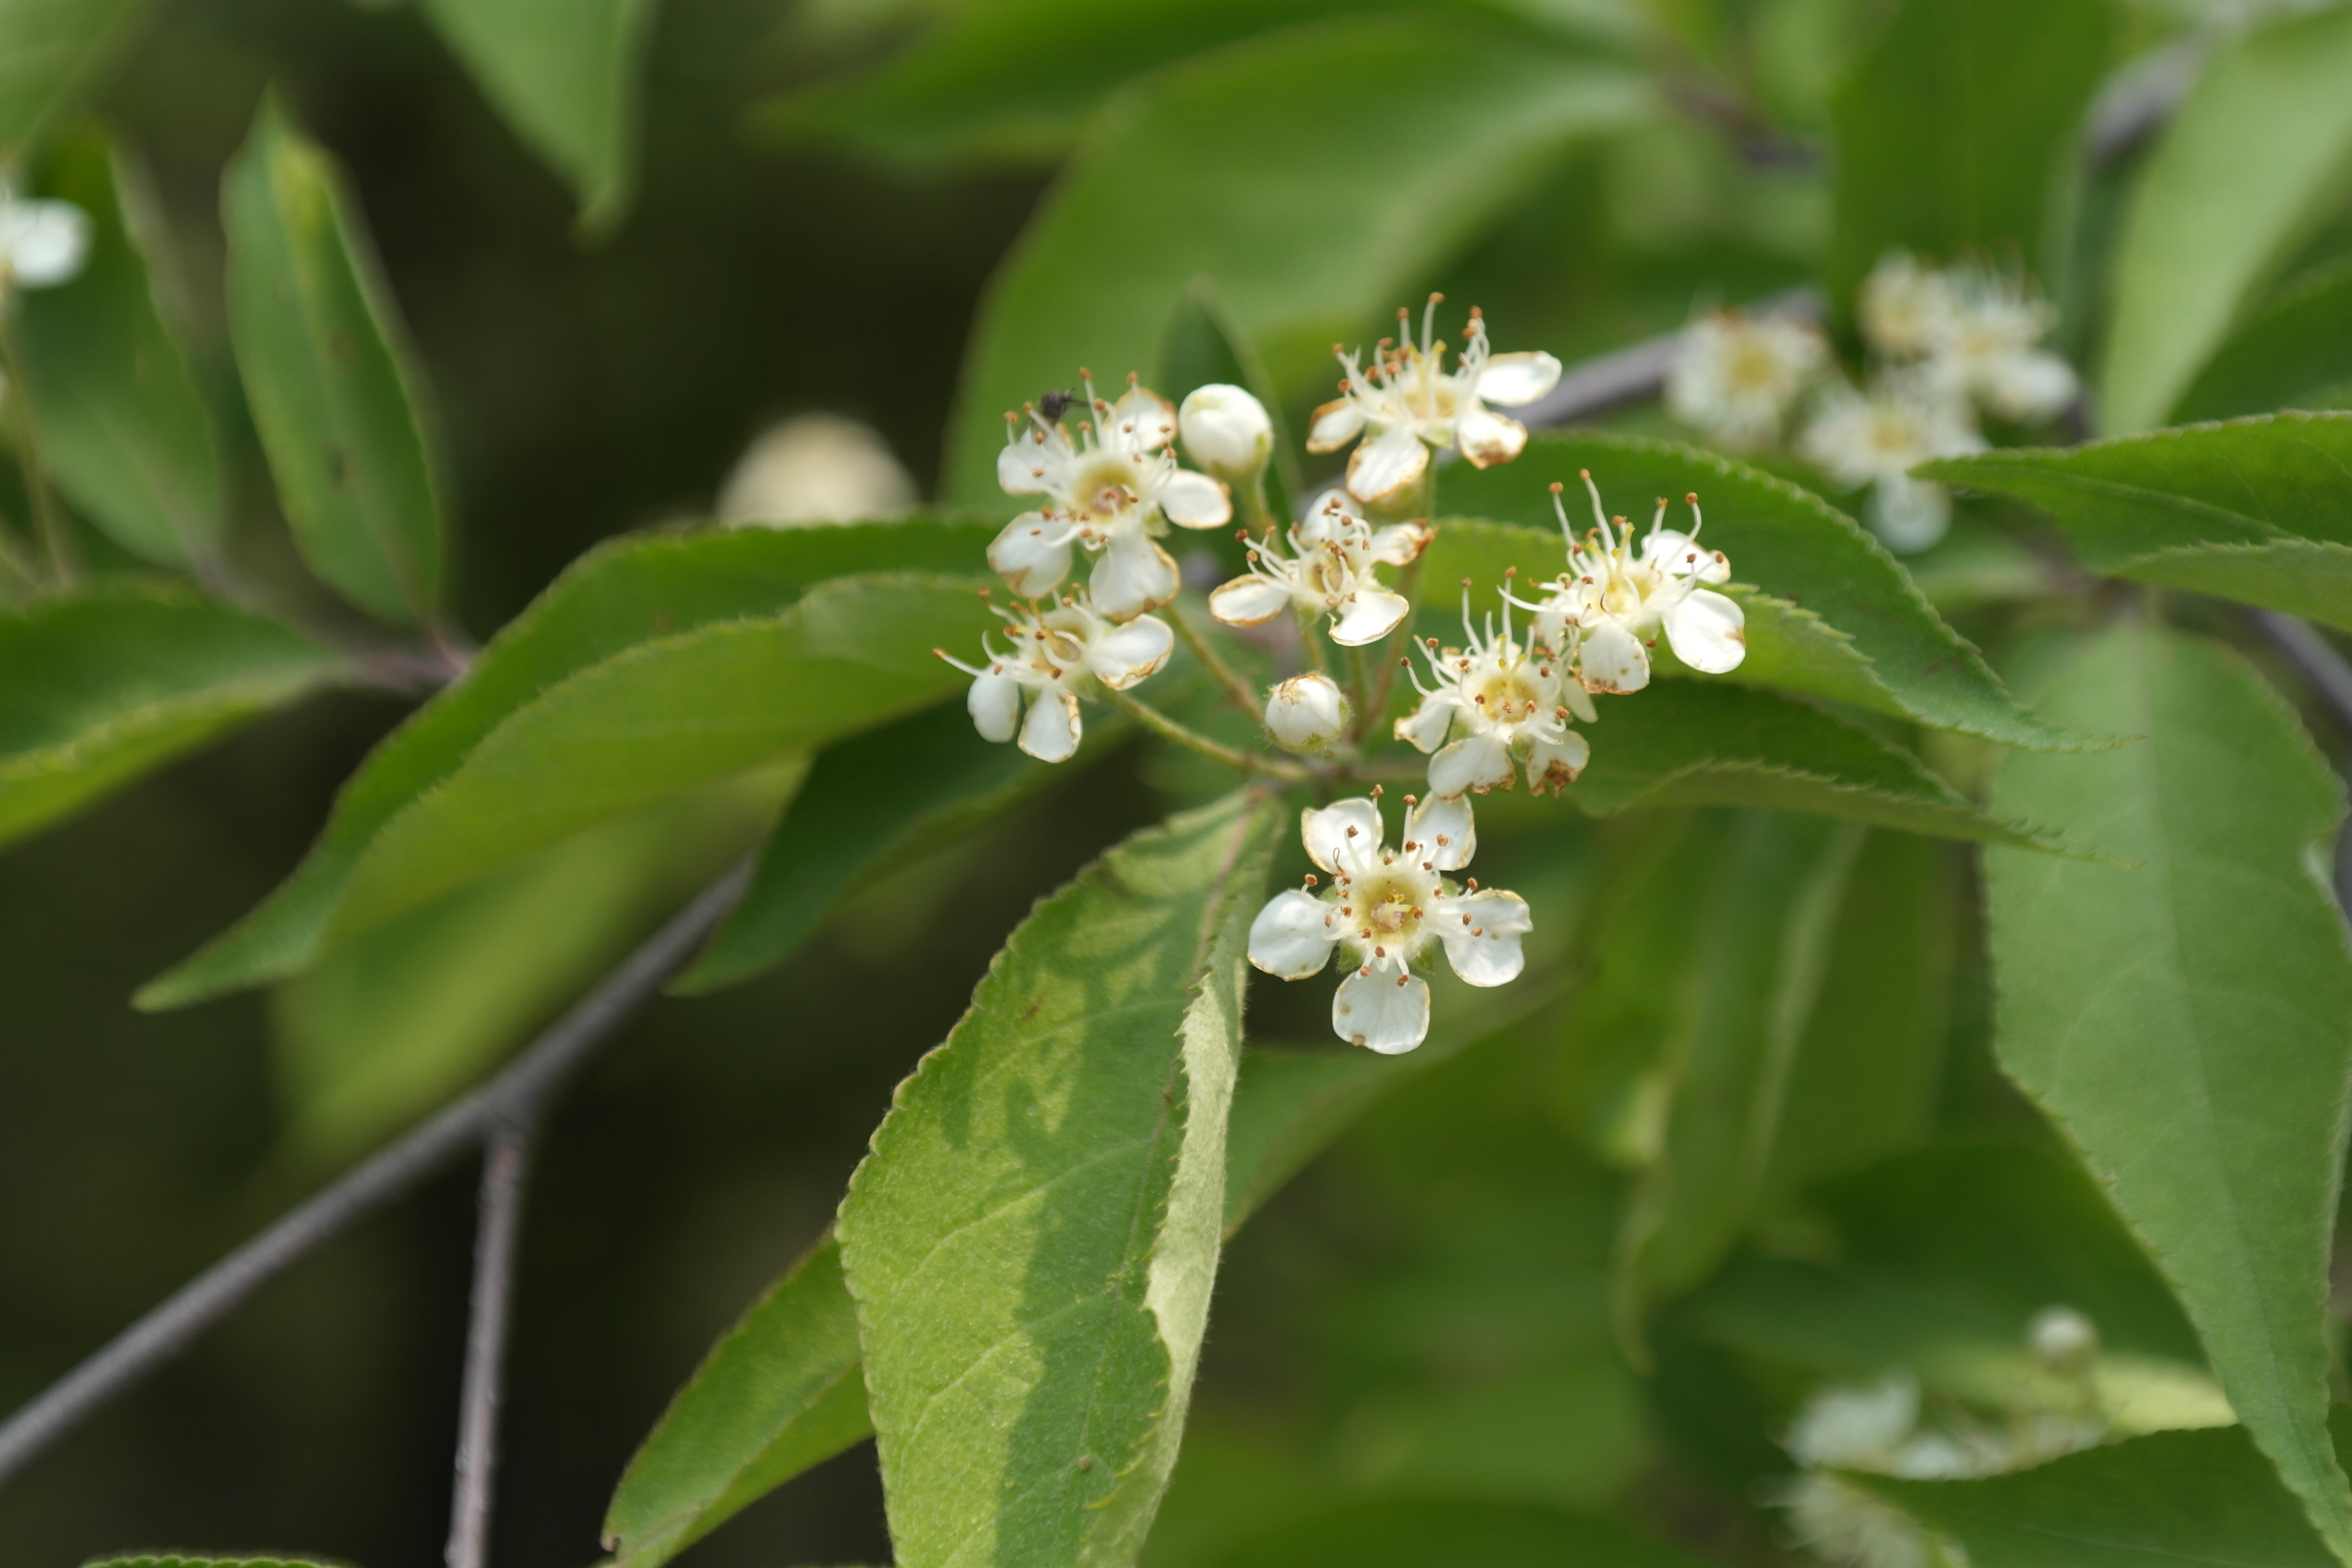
1098,684,1312,782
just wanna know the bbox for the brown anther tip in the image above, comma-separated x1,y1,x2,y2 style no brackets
1396,974,1409,988
1467,877,1479,889
977,586,991,597
1304,873,1318,887
1579,468,1591,480
1403,793,1417,805
1686,492,1699,504
1345,825,1359,836
1461,577,1473,587
931,647,947,658
1370,784,1383,796
1078,366,1091,378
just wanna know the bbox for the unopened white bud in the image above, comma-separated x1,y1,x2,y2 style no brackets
2027,1305,2098,1374
1179,383,1272,479
1265,672,1349,754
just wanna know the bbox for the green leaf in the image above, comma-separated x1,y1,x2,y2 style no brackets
416,0,653,233
1825,0,2115,302
942,14,1648,504
14,130,224,569
222,98,447,626
1436,432,2079,749
1985,623,2352,1556
272,763,796,1162
839,789,1282,1568
141,520,994,1008
2097,4,2352,433
1920,413,2352,632
677,700,1056,995
1190,1498,1715,1568
1155,276,1298,527
0,0,140,152
2172,258,2352,423
602,1233,875,1568
1856,1414,2352,1568
0,586,339,851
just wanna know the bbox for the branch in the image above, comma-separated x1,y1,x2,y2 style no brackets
447,1121,533,1568
0,862,752,1495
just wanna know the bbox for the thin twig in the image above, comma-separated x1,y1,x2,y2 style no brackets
447,1120,533,1568
1096,684,1310,781
0,863,751,1495
1169,597,1262,719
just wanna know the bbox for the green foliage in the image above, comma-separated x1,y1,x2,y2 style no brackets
1922,413,2352,632
2098,4,2352,432
1185,1498,1713,1568
839,790,1280,1568
1825,0,2115,302
1436,433,2079,748
0,586,338,850
942,14,1648,503
1985,622,2352,1555
222,98,448,627
2171,258,2352,423
0,0,138,152
417,0,653,233
13,130,222,569
1858,1415,2352,1567
81,1560,349,1568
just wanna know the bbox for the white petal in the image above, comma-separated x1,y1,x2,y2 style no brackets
1578,616,1650,695
1328,587,1409,647
1867,475,1951,553
1088,527,1179,619
1155,466,1232,529
1086,613,1173,689
988,512,1072,597
1987,350,2078,423
1454,402,1527,470
1345,424,1429,503
996,433,1062,496
1393,690,1456,754
1112,385,1177,450
1405,792,1476,871
1208,574,1293,627
1302,797,1383,876
1525,730,1589,796
1248,889,1339,980
1333,967,1430,1054
1307,397,1366,453
968,672,1022,742
0,199,90,288
1367,521,1432,566
1562,681,1598,723
1474,350,1561,407
1017,687,1081,762
1662,588,1746,674
1428,732,1513,797
1439,890,1531,987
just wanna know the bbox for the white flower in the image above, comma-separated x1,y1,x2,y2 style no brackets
1922,266,2077,423
2027,1305,2098,1375
1397,585,1593,800
936,590,1172,763
718,413,917,527
992,374,1232,620
1208,490,1430,647
0,182,89,293
1518,474,1746,695
1247,795,1530,1054
1859,252,1958,361
1798,377,1984,552
1177,383,1271,479
1264,672,1349,754
1307,298,1560,504
1665,309,1829,450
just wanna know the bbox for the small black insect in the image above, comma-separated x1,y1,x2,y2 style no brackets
1037,388,1076,424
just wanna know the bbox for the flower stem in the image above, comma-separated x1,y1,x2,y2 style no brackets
1295,607,1333,676
0,320,76,587
1169,598,1262,719
1097,684,1311,782
1354,550,1426,747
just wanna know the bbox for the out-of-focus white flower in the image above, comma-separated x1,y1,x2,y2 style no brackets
1799,378,1984,552
1665,309,1830,450
719,413,918,528
1397,584,1593,800
2027,1305,2099,1376
1248,794,1529,1054
1308,298,1560,505
1178,383,1273,480
1923,266,2078,423
1517,474,1746,694
1208,489,1429,647
1264,672,1349,754
1779,1475,1947,1568
936,590,1172,763
992,374,1232,619
1860,252,1958,361
0,182,89,293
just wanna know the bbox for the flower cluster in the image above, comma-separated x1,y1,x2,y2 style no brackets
0,179,90,409
1667,253,2078,551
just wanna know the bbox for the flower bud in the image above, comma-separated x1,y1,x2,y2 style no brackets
1265,672,1349,754
1179,383,1272,479
2027,1305,2098,1376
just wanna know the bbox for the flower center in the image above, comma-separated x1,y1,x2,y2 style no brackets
1074,456,1144,518
1348,866,1436,948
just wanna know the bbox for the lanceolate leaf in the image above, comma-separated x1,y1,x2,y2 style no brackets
1921,413,2352,632
223,99,447,626
1825,0,2114,302
0,587,339,851
141,521,992,1008
1437,432,2079,749
1986,623,2352,1556
943,14,1647,503
2171,258,2352,424
2098,4,2352,433
839,790,1281,1568
13,131,224,569
0,0,140,152
417,0,654,232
